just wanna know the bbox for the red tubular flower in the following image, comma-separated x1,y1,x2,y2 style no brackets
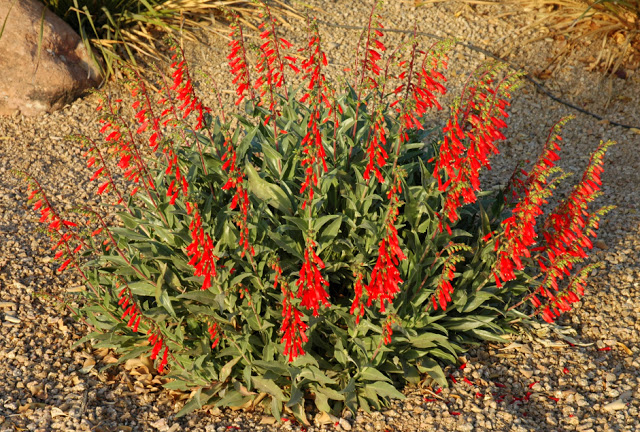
298,21,331,210
434,67,518,224
170,61,210,130
185,202,219,290
495,118,568,284
208,322,220,349
295,239,331,317
95,95,157,196
363,111,389,184
349,271,366,324
272,260,308,361
353,3,386,91
431,242,470,311
158,346,169,373
220,134,254,258
531,140,614,314
391,40,449,155
228,17,255,106
366,171,406,312
23,179,88,274
254,4,296,111
280,287,309,362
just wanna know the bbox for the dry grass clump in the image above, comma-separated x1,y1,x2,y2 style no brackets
42,0,301,81
415,0,640,77
514,0,640,77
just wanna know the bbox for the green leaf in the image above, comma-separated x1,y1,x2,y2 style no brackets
252,376,285,403
419,357,447,388
175,387,209,418
469,329,508,343
318,216,342,244
461,291,499,313
245,163,292,214
177,290,220,306
298,366,336,385
128,281,156,297
219,356,241,382
316,386,345,401
158,291,177,319
364,382,405,400
442,316,495,331
252,360,289,377
358,367,392,383
216,390,248,408
313,390,331,413
267,231,303,260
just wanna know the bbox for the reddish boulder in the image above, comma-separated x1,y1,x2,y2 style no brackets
0,0,102,116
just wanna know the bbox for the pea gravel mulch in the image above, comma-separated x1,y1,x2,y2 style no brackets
2,1,640,431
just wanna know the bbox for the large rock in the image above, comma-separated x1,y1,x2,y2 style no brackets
0,0,102,116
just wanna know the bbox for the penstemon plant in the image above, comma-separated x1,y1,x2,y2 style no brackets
17,0,614,422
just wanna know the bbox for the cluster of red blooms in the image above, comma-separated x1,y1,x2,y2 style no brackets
432,242,470,311
167,45,211,130
185,202,218,291
254,7,298,132
298,22,331,210
494,119,566,285
296,239,331,317
363,111,389,183
26,181,84,272
434,70,515,224
365,171,407,313
533,140,613,322
391,46,448,142
539,265,596,323
348,271,366,324
117,284,143,332
129,79,161,151
381,316,396,346
356,5,388,182
223,23,256,258
96,97,155,196
147,327,170,373
228,18,255,107
354,4,386,89
272,260,309,361
117,284,170,373
221,133,254,258
207,322,220,349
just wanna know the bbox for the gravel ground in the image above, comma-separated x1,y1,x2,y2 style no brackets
2,1,640,431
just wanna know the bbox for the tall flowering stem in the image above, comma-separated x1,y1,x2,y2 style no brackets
78,136,129,204
366,169,407,312
221,131,254,258
431,242,471,311
531,140,615,320
351,1,386,140
494,117,571,285
185,202,219,291
228,14,255,107
371,314,397,362
349,270,366,324
391,39,449,151
166,43,211,131
96,94,170,226
299,18,331,211
435,64,522,224
363,110,389,184
254,1,297,102
272,259,308,361
296,238,331,317
19,174,88,275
